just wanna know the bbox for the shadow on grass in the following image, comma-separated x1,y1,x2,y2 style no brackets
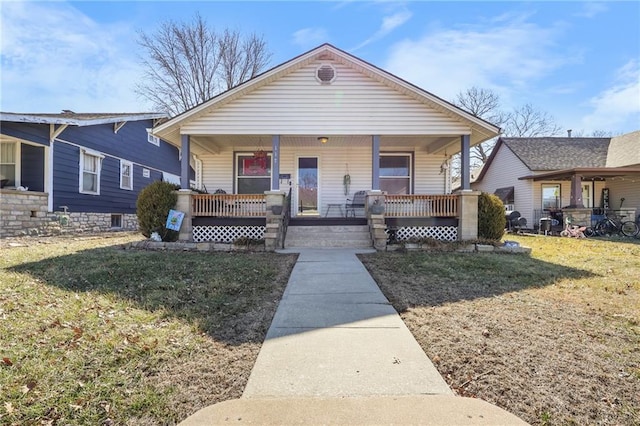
358,251,598,312
9,243,297,346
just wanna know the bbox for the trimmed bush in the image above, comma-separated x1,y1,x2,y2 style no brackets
136,181,180,241
478,192,506,241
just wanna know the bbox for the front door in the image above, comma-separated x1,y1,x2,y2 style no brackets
297,157,319,215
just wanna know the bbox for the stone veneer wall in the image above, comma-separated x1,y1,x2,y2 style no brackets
0,189,139,238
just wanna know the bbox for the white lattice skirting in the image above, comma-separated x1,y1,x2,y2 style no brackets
193,225,265,243
392,226,458,242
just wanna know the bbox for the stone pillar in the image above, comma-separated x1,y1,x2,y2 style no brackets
367,190,387,251
264,191,286,251
456,190,480,241
175,190,194,242
562,208,592,227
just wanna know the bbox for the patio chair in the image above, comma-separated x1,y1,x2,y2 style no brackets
345,190,366,217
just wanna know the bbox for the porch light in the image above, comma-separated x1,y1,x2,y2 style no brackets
318,136,329,144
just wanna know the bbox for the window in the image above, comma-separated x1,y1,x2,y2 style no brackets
111,214,123,228
146,128,160,146
0,142,16,187
236,153,271,194
120,160,133,190
542,184,560,209
380,154,411,194
80,149,103,194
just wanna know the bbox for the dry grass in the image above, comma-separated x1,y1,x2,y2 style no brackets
360,235,640,426
0,233,296,425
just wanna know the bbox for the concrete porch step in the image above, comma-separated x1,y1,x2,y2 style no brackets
285,225,372,248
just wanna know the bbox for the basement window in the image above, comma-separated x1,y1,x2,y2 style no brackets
111,214,123,228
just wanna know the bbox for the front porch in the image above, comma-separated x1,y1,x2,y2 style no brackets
177,190,478,250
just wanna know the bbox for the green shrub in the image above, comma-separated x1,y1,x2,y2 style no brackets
136,181,180,241
477,192,506,241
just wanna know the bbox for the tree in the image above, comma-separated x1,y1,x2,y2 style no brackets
503,103,563,137
453,87,508,164
450,87,564,180
136,14,272,116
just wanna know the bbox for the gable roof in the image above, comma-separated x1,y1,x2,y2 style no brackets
0,112,166,126
154,43,500,146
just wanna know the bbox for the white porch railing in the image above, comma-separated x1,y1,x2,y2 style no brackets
192,194,267,217
385,194,458,217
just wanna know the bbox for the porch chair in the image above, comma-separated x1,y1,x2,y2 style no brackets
345,190,366,218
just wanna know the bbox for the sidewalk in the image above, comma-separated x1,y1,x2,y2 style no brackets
180,248,528,425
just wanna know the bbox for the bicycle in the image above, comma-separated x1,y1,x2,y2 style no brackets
594,211,639,237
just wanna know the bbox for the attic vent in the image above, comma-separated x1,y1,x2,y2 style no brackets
316,64,336,84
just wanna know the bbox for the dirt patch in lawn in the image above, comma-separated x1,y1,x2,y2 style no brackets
360,236,640,426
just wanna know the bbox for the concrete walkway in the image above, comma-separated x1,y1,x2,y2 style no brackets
180,248,528,425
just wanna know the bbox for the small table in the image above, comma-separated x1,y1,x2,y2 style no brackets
324,203,344,217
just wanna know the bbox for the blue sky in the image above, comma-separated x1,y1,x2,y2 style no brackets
1,1,639,134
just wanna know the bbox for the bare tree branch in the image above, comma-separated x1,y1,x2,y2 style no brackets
503,103,563,137
136,14,272,116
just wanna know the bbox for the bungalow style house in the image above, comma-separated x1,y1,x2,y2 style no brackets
0,112,185,238
472,131,640,231
153,43,500,250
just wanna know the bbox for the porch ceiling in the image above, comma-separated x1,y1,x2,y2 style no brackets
187,134,461,155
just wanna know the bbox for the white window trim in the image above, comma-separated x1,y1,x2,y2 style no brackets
235,152,272,194
146,128,160,146
79,148,104,195
120,160,133,190
0,140,20,188
380,153,413,194
541,183,561,210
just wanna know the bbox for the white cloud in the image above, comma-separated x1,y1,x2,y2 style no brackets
575,2,608,18
292,27,330,49
384,16,571,105
0,1,150,113
351,8,412,52
581,60,640,132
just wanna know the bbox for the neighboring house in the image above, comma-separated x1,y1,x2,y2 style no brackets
153,43,500,248
0,112,185,238
472,131,640,230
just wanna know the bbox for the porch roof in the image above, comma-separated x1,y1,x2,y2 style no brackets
0,112,167,127
518,167,640,181
154,44,500,152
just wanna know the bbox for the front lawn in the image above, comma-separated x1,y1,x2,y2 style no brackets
360,235,640,426
0,233,296,425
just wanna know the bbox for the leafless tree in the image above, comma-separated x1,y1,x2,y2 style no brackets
453,87,508,165
450,87,564,181
136,14,272,116
503,103,563,137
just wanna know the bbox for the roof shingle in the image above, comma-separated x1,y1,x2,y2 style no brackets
501,137,611,170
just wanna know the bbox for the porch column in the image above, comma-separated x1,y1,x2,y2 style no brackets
175,189,193,242
570,174,584,208
457,190,480,240
460,134,471,190
180,134,191,190
271,135,280,190
46,140,54,211
372,135,380,190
